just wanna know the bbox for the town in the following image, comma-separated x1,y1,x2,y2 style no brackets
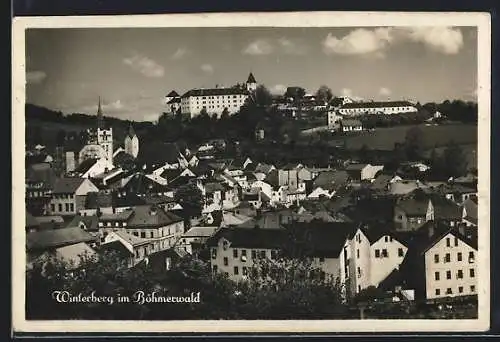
25,72,479,320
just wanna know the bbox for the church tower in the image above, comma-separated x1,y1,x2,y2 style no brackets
246,72,257,92
124,124,139,158
95,97,113,163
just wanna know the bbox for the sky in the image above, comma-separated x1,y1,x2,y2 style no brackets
26,26,478,122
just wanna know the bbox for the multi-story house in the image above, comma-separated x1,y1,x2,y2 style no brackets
99,205,184,252
101,230,157,268
49,177,100,216
338,101,418,116
394,196,434,231
423,227,478,300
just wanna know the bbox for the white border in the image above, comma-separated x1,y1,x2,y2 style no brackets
12,12,491,333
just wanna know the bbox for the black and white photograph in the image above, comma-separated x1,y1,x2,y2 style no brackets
12,12,490,333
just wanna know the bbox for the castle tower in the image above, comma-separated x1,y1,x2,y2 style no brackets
124,124,139,158
97,96,104,129
246,72,257,92
96,97,113,163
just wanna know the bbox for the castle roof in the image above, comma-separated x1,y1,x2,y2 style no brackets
166,90,180,97
181,87,249,98
247,72,257,83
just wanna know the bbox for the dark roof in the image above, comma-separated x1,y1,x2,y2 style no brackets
122,173,169,194
345,163,368,171
313,170,349,190
396,197,430,217
206,227,287,249
340,101,416,109
52,177,87,194
167,97,181,104
27,227,95,250
100,209,134,222
431,195,462,220
421,223,478,254
26,163,57,186
341,119,363,126
181,87,249,98
205,182,225,193
127,124,136,138
138,142,182,165
370,174,395,190
26,211,39,228
114,151,136,164
113,192,148,207
99,240,133,257
127,205,183,228
74,158,98,174
85,191,113,209
247,72,257,83
66,215,99,231
342,197,397,223
166,90,180,97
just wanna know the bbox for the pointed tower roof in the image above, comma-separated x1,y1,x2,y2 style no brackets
97,96,104,129
166,90,180,97
127,124,136,138
247,72,256,84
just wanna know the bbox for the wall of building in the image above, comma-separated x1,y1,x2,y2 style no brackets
339,105,418,116
181,93,249,118
370,236,408,287
424,233,477,299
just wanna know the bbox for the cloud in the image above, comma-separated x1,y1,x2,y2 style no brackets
323,26,464,57
277,37,308,55
243,39,274,55
271,84,287,95
378,87,392,97
340,88,363,101
200,64,214,74
171,48,188,60
123,53,164,78
323,28,394,57
26,70,47,84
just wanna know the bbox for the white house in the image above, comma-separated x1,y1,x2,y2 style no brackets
338,101,418,116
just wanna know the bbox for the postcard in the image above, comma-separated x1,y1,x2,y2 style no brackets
12,11,491,334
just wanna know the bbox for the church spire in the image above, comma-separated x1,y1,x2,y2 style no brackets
97,96,104,129
128,123,136,138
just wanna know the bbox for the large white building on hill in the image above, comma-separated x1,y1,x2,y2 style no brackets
338,101,418,116
180,73,258,118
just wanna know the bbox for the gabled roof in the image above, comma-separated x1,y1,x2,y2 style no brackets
51,242,97,267
127,205,183,228
66,215,99,231
74,158,98,174
166,90,180,97
26,162,57,186
100,209,135,222
421,224,478,254
182,226,219,238
206,227,287,249
52,177,87,194
181,87,249,98
167,97,181,104
27,227,95,250
396,197,430,217
205,182,225,193
109,230,151,247
312,170,349,190
345,163,368,171
247,72,257,83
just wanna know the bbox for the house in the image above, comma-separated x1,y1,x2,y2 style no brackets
26,226,97,256
394,195,434,231
436,183,477,204
101,230,156,268
90,167,126,188
26,163,57,215
422,224,478,300
99,205,185,252
177,226,220,254
340,119,363,132
370,174,402,193
120,172,170,196
66,214,100,234
308,170,349,199
339,226,409,298
345,163,384,182
72,157,114,179
139,247,190,273
28,242,97,271
461,196,478,227
241,189,262,209
49,177,100,216
206,227,288,281
338,101,418,116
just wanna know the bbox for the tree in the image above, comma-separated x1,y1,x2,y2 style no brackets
174,183,204,220
315,85,333,104
443,141,468,178
253,85,273,107
404,126,425,161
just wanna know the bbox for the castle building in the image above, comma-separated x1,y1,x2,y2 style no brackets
124,124,139,158
180,73,258,118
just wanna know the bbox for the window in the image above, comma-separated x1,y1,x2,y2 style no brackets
211,248,217,259
459,286,464,294
398,248,404,257
242,250,247,257
457,270,463,279
446,270,451,279
150,232,154,238
457,252,463,261
375,249,380,258
212,265,218,273
435,289,441,296
242,266,248,275
234,266,239,275
251,250,256,259
470,285,476,293
445,253,451,263
260,250,266,259
356,249,360,258
135,250,139,259
434,254,439,263
233,249,238,258
446,288,452,295
133,232,138,236
384,236,389,243
470,268,475,278
446,237,450,247
70,203,74,212
382,249,388,258
51,204,55,212
141,232,146,238
454,237,459,246
223,257,228,266
319,256,325,262
357,267,361,277
435,271,440,281
469,251,475,262
58,203,62,212
390,236,394,242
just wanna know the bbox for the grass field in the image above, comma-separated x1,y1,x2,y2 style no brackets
333,124,477,151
